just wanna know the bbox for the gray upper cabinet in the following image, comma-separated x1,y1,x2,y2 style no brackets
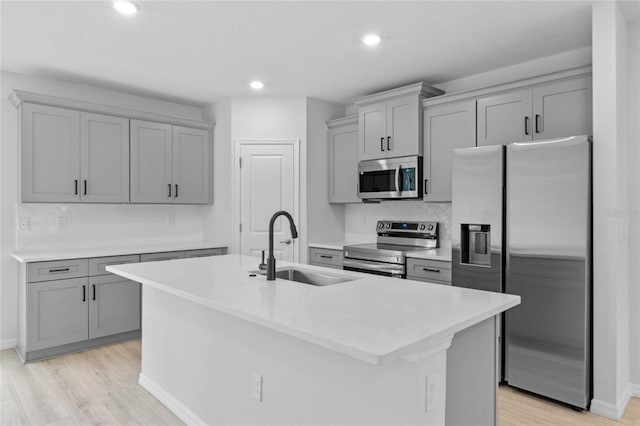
477,75,592,146
21,103,81,203
423,100,477,202
88,274,140,339
532,76,592,140
358,94,421,160
130,120,173,203
131,120,210,204
477,89,532,146
327,116,359,203
27,277,89,351
172,126,210,204
355,83,444,161
80,113,130,203
359,102,387,160
385,95,421,158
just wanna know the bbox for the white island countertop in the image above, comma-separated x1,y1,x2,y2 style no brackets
108,254,519,365
11,241,228,263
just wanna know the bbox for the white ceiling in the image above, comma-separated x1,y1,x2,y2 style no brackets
1,1,600,107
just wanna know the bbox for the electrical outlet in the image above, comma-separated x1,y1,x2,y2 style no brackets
56,216,67,231
18,217,30,231
167,215,176,225
425,372,438,412
250,373,262,401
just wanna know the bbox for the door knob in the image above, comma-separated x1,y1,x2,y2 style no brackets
280,239,292,245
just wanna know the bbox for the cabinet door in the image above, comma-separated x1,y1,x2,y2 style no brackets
172,126,210,204
27,278,88,351
423,100,476,202
130,120,173,203
140,251,185,262
328,121,359,203
386,95,421,157
477,89,533,146
532,76,592,141
359,102,387,160
21,103,80,202
89,274,140,339
80,113,130,203
183,248,226,258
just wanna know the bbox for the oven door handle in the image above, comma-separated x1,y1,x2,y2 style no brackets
395,165,401,192
343,258,404,276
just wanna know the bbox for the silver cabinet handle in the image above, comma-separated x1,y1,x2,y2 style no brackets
280,239,292,245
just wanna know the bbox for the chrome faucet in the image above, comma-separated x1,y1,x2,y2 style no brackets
266,210,298,280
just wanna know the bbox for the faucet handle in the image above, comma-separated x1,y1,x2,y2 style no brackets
259,250,267,271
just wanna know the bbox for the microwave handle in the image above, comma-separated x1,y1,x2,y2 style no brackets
395,165,401,192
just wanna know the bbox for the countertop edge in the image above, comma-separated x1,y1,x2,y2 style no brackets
11,242,228,263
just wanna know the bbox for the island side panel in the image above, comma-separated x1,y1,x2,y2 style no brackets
139,286,450,425
446,316,497,426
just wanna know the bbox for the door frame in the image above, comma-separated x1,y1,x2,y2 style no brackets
231,139,301,262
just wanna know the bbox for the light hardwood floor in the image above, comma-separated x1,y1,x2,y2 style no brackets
1,340,639,425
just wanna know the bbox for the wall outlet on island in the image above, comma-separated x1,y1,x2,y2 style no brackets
18,217,30,231
250,373,262,401
56,216,67,231
425,371,439,412
167,215,176,225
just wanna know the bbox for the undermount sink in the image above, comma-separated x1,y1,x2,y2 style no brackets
251,267,354,286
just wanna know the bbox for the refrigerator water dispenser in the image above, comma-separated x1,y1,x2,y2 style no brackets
461,224,491,266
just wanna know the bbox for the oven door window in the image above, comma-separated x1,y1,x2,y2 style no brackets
359,169,397,193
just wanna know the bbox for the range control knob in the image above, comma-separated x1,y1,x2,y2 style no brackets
385,223,391,229
419,224,426,230
427,224,434,231
378,222,384,229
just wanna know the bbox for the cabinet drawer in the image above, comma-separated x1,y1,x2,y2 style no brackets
309,248,343,268
27,259,89,283
89,255,140,276
140,251,185,262
406,258,451,283
183,248,226,258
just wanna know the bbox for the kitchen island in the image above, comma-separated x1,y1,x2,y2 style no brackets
108,254,519,425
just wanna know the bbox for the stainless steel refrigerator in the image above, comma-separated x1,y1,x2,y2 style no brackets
451,135,591,409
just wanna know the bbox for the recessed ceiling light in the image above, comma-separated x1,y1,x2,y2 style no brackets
362,34,382,46
114,1,139,15
250,81,264,90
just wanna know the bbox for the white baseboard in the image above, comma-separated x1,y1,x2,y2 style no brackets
591,383,633,420
632,383,640,398
0,338,17,350
138,373,207,426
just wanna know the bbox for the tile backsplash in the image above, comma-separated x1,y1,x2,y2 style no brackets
16,204,205,250
345,201,452,248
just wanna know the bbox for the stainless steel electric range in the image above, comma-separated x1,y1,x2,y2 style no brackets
343,220,438,278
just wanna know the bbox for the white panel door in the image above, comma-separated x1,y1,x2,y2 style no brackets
130,120,173,203
172,126,210,204
239,143,296,261
21,103,81,202
80,113,130,203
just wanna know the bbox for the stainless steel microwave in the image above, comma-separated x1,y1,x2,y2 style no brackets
358,156,422,200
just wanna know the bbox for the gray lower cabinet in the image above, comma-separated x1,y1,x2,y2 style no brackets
309,247,343,269
89,274,140,339
140,251,185,262
406,258,451,285
27,277,89,351
183,248,227,258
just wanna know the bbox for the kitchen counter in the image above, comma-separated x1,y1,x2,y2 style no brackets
307,241,369,251
406,247,452,262
108,254,515,365
108,254,519,425
11,241,228,263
